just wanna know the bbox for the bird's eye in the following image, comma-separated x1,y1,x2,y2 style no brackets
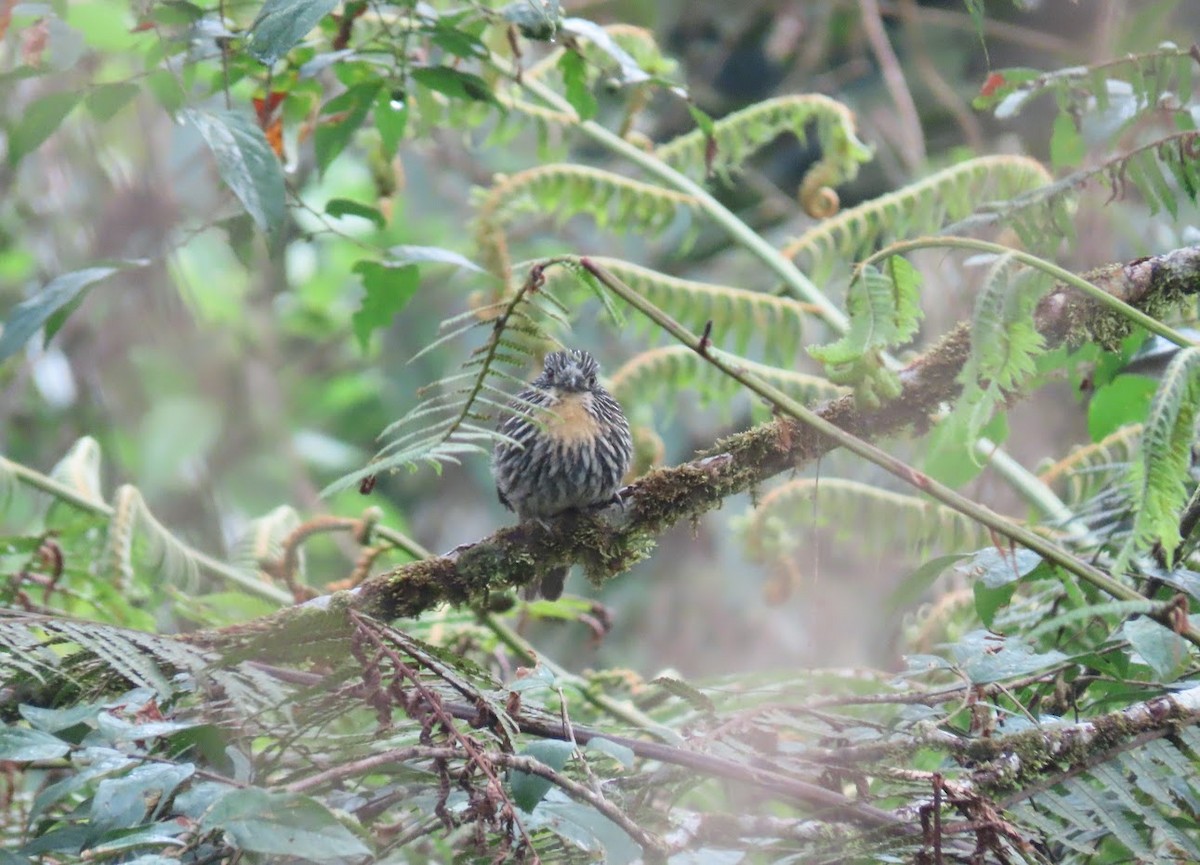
586,375,596,388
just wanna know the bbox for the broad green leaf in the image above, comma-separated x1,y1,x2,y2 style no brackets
183,108,286,236
972,580,1015,629
326,198,386,228
511,740,575,812
7,90,83,166
558,50,597,120
247,0,339,65
0,726,70,760
85,82,141,121
951,631,1067,684
1123,617,1190,681
200,788,371,860
351,261,420,350
1087,374,1156,442
374,88,408,155
0,266,120,364
20,703,104,732
314,81,380,175
584,737,635,768
411,66,500,106
91,763,195,834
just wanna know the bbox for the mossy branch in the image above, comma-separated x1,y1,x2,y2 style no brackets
201,244,1200,649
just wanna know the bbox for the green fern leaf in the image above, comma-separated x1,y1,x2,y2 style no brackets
609,344,844,423
783,155,1052,284
549,256,811,362
808,256,923,405
654,94,871,192
1120,346,1200,566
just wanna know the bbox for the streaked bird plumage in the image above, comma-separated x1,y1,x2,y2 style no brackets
492,349,633,599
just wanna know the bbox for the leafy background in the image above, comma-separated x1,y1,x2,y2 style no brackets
3,0,1200,862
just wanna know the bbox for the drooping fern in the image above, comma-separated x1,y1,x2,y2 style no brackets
546,256,815,363
474,164,699,282
741,477,994,569
322,265,590,496
653,94,872,202
609,344,845,423
782,155,1053,283
807,255,924,405
1119,346,1200,567
953,256,1050,445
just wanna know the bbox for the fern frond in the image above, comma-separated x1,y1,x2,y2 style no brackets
474,164,698,281
1009,730,1200,863
322,275,560,495
48,436,106,508
230,505,303,581
549,256,814,362
104,485,205,592
807,256,923,405
741,478,992,566
782,155,1052,283
1120,347,1200,566
609,345,844,423
1038,424,1142,505
654,94,872,197
954,258,1050,444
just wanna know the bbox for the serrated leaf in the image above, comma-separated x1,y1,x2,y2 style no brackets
0,726,70,760
183,109,286,235
7,90,83,166
200,788,371,860
247,0,339,65
511,740,575,812
0,266,120,364
326,198,386,228
351,261,420,350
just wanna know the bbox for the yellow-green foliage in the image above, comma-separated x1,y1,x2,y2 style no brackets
955,258,1050,444
654,94,872,192
782,155,1052,283
1121,347,1200,566
741,477,993,566
609,344,845,423
474,165,698,280
548,256,812,363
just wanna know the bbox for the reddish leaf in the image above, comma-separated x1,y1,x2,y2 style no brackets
979,72,1006,98
20,17,48,66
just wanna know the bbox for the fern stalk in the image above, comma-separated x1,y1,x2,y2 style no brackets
577,257,1200,646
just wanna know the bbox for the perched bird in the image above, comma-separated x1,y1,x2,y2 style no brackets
492,349,633,600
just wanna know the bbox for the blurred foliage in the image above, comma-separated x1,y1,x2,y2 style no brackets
3,0,1200,862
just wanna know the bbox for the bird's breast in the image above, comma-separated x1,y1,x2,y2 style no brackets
546,390,600,443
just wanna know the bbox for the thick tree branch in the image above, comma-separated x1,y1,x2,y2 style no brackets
200,245,1200,644
344,244,1200,618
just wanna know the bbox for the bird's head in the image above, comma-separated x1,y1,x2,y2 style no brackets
536,349,600,393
